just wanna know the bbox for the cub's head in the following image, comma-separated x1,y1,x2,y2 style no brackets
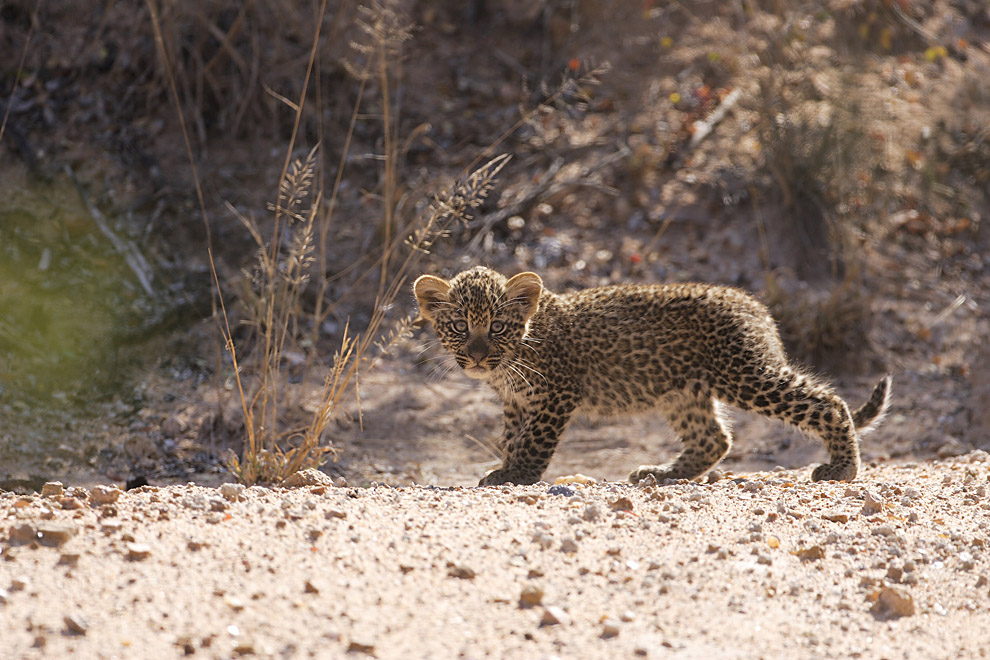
414,267,542,379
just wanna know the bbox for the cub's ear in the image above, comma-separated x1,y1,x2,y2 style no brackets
504,272,543,320
413,275,452,322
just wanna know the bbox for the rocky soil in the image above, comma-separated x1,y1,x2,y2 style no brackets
3,456,990,659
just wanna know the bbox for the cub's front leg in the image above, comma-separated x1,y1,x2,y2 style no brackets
479,393,576,486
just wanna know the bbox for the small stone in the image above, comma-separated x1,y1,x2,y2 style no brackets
0,587,9,604
100,520,123,534
547,484,575,497
540,606,570,626
224,595,246,611
861,491,886,516
519,585,544,608
59,497,84,511
219,483,246,502
304,580,320,594
559,538,579,553
347,641,375,655
886,566,904,582
282,468,334,488
620,610,634,622
635,473,658,487
767,535,780,549
209,498,227,512
554,474,597,486
10,577,29,592
446,563,476,579
175,635,196,655
8,523,38,545
871,586,916,618
126,543,152,561
233,640,256,654
609,497,634,512
58,552,81,566
824,512,849,523
601,619,620,638
582,503,601,522
532,531,554,549
795,545,825,561
90,485,122,505
326,509,347,520
37,523,77,547
64,614,89,635
41,482,64,498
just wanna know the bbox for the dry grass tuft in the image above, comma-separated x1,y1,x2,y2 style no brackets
764,268,873,374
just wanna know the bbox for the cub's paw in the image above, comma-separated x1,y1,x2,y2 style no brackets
811,462,859,482
629,465,678,484
479,468,539,486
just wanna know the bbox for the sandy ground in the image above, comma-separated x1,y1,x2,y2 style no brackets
2,455,989,660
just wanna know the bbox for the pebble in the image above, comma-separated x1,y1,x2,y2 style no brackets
90,485,122,505
861,491,886,515
233,640,257,654
305,580,320,594
37,523,78,547
532,531,554,549
347,641,376,655
58,552,81,566
220,483,246,502
554,474,597,485
59,497,85,511
610,497,634,512
823,512,849,523
560,538,579,553
447,563,476,579
519,585,544,608
100,520,123,534
582,503,601,522
64,614,89,635
871,586,916,618
126,543,152,560
540,606,570,626
8,523,38,545
283,469,334,488
547,485,575,497
795,545,825,561
41,482,64,498
601,619,620,638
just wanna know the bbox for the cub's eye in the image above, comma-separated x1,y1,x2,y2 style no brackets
452,320,468,333
489,320,506,335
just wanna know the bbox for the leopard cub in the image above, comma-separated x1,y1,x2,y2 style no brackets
414,266,890,486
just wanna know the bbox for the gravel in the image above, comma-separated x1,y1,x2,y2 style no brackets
0,456,988,658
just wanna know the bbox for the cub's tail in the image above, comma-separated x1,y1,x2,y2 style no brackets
851,376,892,432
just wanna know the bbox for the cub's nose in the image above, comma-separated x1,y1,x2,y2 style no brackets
465,334,490,364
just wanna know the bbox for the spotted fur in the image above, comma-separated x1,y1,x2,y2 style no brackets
414,266,891,486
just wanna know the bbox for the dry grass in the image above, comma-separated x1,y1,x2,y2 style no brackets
763,268,873,373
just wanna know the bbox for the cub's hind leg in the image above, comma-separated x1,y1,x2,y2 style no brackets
724,367,861,482
629,384,732,484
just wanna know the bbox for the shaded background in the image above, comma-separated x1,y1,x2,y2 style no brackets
1,0,988,489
